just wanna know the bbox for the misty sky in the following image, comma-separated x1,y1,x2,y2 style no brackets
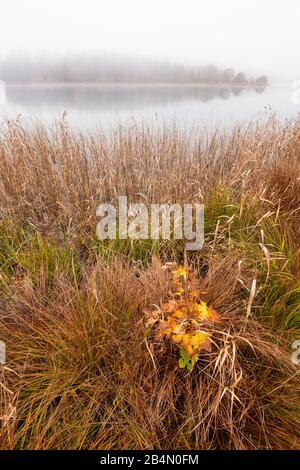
0,0,299,81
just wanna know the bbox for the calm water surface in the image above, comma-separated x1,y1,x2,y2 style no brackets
0,83,299,131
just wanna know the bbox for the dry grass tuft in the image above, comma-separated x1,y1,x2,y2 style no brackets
0,256,299,449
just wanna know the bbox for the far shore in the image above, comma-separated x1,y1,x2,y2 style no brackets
4,81,269,88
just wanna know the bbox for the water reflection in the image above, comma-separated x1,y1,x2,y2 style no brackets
5,84,266,112
1,84,297,131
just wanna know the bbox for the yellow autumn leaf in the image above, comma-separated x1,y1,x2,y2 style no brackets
172,333,184,344
175,287,185,296
172,266,187,280
190,331,210,347
174,310,184,318
182,333,191,347
193,301,210,320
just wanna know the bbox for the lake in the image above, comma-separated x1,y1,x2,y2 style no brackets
0,83,299,131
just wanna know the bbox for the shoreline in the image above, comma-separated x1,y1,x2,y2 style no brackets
4,81,269,88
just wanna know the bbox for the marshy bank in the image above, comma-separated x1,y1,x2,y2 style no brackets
0,117,299,449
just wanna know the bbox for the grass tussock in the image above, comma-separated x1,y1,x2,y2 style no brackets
0,116,300,449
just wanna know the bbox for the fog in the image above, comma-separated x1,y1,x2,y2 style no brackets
0,0,299,82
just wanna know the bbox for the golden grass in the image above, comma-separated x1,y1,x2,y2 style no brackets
0,115,298,232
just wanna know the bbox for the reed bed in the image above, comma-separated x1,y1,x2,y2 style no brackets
0,115,299,449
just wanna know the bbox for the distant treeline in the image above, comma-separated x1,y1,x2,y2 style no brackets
0,53,268,85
